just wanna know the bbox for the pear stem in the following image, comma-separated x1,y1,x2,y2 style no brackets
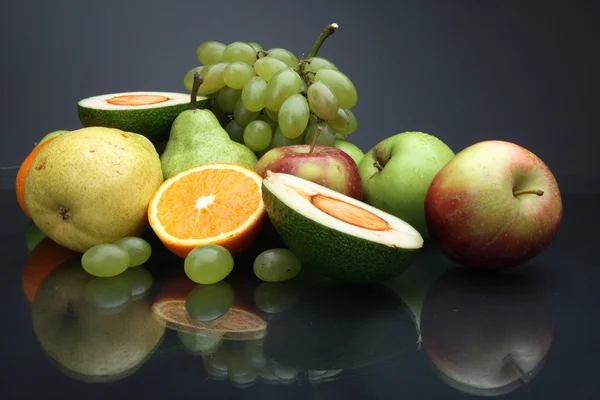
513,189,544,197
309,125,323,153
190,72,204,111
307,23,339,59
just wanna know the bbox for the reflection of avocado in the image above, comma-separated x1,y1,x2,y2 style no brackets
263,282,414,371
31,260,166,382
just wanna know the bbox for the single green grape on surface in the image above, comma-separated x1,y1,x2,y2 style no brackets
253,248,302,282
113,236,152,267
185,245,235,285
81,243,130,278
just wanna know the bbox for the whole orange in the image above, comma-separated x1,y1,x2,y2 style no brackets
15,137,57,219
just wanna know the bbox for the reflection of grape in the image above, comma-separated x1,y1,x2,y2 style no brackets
186,281,235,322
82,244,130,277
83,275,132,312
253,281,300,314
186,24,360,159
184,245,234,285
253,248,302,282
113,236,151,267
121,267,153,300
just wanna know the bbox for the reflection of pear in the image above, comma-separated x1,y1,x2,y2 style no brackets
177,330,223,356
31,260,166,382
420,268,555,396
384,242,458,343
263,282,414,371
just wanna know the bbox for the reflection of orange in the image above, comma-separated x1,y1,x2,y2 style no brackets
15,138,57,218
152,273,267,340
148,163,266,258
22,237,79,303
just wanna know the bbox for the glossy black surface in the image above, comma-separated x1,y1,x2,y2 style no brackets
1,165,598,399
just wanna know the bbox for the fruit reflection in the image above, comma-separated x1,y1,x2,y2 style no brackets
22,237,79,304
419,268,555,396
31,259,165,382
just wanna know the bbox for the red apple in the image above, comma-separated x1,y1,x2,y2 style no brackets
254,144,363,200
420,268,555,396
424,140,562,269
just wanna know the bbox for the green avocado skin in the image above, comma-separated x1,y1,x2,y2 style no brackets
262,185,421,284
77,99,208,143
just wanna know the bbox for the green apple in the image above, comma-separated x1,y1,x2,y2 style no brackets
35,130,69,147
334,139,364,165
358,132,455,238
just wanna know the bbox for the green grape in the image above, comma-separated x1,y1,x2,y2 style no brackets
183,66,204,91
278,94,310,139
264,108,279,121
185,281,235,322
243,120,273,152
264,68,303,112
329,108,358,135
184,244,234,285
233,99,260,126
216,86,241,113
196,41,226,65
225,119,245,143
84,275,132,313
306,81,339,121
121,267,153,300
200,62,229,91
253,248,302,282
223,62,256,90
303,56,338,74
334,132,347,140
253,57,288,82
241,76,268,112
266,48,299,67
258,113,278,132
113,236,152,267
270,127,305,148
222,41,257,65
82,244,130,278
314,69,358,109
304,122,336,146
253,281,300,314
248,42,263,52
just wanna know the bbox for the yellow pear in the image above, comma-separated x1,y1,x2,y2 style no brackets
24,127,163,252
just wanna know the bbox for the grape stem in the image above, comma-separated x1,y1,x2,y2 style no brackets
190,72,204,111
307,23,339,59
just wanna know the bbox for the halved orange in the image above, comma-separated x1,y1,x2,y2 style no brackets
148,163,266,259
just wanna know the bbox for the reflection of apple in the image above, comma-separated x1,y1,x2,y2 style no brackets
31,259,166,382
424,140,563,269
254,144,363,200
420,268,555,396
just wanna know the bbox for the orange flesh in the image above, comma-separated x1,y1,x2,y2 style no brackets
311,194,390,231
106,94,170,106
155,169,262,240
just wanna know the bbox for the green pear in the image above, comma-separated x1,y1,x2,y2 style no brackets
334,139,364,165
32,259,165,382
358,132,455,238
160,109,258,179
35,130,69,147
24,127,164,253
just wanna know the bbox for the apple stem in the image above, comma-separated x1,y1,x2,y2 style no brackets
504,355,532,384
190,72,204,111
307,23,339,59
309,125,323,153
513,189,544,197
373,161,383,171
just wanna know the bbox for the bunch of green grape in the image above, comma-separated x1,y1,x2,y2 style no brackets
182,40,358,156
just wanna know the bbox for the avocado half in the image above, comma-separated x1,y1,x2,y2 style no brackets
77,92,208,142
261,172,424,284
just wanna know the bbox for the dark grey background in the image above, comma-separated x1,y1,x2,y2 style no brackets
2,0,598,193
